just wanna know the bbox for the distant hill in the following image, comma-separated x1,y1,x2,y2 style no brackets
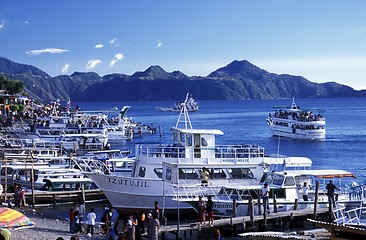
0,56,364,102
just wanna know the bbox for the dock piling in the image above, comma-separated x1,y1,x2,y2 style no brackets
294,199,298,210
314,181,320,220
273,194,278,213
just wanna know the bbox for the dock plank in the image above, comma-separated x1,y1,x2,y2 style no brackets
159,207,330,234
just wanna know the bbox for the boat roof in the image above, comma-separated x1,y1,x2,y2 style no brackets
174,128,224,135
87,149,129,154
264,156,312,167
275,169,356,179
43,178,92,183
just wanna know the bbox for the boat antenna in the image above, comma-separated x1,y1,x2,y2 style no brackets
175,93,193,129
275,129,281,171
291,96,297,109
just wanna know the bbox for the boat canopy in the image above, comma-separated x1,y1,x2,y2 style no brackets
174,128,224,136
281,169,357,179
264,157,312,168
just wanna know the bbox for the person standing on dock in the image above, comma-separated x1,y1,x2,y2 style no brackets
153,201,161,222
77,201,85,233
198,196,206,225
261,183,270,214
302,182,309,201
147,212,160,240
86,208,97,236
206,196,214,226
326,180,340,207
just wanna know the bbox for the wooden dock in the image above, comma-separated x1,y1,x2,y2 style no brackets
158,207,330,239
1,189,105,206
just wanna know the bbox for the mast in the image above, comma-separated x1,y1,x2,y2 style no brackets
175,93,193,129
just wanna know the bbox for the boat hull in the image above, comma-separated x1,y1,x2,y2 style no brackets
84,173,194,214
268,124,325,140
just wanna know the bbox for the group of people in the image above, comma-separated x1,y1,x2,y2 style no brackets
69,201,85,234
260,179,341,214
197,195,214,226
78,201,161,240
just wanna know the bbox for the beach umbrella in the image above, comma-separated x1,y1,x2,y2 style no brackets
0,207,34,230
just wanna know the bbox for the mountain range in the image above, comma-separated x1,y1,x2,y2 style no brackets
0,56,365,102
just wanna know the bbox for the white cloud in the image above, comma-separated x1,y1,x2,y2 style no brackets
0,20,5,29
109,38,119,47
156,40,162,48
94,44,103,49
26,48,69,56
109,53,124,67
85,59,102,70
61,64,69,74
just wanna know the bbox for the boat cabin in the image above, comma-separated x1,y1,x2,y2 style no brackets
172,127,224,159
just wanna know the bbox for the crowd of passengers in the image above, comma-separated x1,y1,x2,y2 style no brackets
270,109,323,122
272,121,324,130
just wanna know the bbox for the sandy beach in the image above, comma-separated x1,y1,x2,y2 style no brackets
9,207,108,240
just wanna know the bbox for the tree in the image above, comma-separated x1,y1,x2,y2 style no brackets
0,75,24,94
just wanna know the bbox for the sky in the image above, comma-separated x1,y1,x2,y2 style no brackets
1,1,366,90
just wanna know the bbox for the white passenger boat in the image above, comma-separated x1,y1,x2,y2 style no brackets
155,93,199,112
13,114,109,152
266,98,326,140
178,169,363,217
84,97,311,214
0,164,88,190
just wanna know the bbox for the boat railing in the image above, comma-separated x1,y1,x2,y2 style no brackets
215,145,265,159
333,205,366,226
136,144,265,161
136,145,186,159
170,180,225,201
72,157,111,174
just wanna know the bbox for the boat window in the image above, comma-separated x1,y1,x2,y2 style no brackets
211,169,227,179
260,173,268,183
194,134,200,147
264,173,275,184
154,168,163,179
138,167,146,177
173,132,179,142
271,188,286,198
201,137,208,147
186,135,192,146
230,168,254,179
284,176,295,186
273,175,284,185
179,168,198,179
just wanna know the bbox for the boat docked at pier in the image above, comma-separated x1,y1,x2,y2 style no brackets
155,93,199,112
0,163,89,190
84,95,276,214
177,168,363,217
266,98,326,140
